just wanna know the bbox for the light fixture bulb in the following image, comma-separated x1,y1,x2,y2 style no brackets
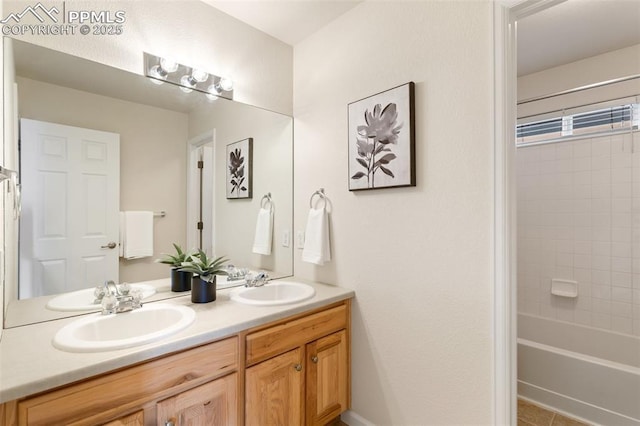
208,83,222,95
219,77,233,91
180,74,196,89
192,69,209,83
149,65,167,80
160,57,179,73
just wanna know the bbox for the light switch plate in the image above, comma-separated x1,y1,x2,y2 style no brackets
296,231,305,249
282,230,290,247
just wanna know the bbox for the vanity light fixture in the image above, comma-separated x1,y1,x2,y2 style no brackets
144,53,234,100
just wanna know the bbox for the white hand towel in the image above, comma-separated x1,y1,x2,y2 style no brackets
302,207,331,265
120,211,154,259
252,207,273,255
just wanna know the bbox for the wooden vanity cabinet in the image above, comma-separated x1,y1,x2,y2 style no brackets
244,301,351,426
2,336,238,426
0,298,352,426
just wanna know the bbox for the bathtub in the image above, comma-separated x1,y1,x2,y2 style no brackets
518,314,640,426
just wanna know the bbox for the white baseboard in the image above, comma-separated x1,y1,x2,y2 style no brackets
341,410,375,426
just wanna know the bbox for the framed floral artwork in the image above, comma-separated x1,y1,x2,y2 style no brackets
348,82,415,191
226,138,253,199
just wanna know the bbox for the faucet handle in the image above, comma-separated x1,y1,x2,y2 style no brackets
119,282,131,295
130,288,143,309
101,293,118,315
93,285,106,303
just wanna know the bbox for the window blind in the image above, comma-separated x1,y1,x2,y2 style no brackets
516,100,639,146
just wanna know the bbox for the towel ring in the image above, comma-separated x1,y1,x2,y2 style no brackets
309,188,328,209
261,193,273,209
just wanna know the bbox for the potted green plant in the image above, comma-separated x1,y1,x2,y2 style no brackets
179,250,229,303
156,244,193,292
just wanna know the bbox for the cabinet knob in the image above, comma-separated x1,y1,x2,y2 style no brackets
294,363,302,372
311,355,318,363
165,418,177,426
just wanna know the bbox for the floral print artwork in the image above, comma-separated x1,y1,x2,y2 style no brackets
348,82,415,191
226,138,252,199
351,102,402,187
228,147,246,195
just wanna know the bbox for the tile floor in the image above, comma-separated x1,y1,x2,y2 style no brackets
518,399,591,426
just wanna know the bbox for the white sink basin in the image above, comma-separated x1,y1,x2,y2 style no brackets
230,281,315,306
52,304,195,352
46,284,156,312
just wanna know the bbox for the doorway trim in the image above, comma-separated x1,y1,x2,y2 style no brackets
493,1,567,424
187,130,215,254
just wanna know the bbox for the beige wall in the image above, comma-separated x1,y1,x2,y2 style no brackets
293,1,494,424
3,0,293,115
17,77,188,283
189,101,293,277
518,44,640,117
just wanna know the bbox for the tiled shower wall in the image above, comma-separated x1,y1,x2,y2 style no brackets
517,131,640,336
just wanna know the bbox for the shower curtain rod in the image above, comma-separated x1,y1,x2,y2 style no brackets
518,93,640,121
517,74,640,106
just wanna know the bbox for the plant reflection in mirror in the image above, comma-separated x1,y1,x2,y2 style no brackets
229,148,246,195
351,102,403,188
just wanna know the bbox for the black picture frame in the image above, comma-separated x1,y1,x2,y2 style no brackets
348,82,415,191
226,138,253,199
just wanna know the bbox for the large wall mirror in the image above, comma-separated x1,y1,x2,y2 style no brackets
3,38,293,328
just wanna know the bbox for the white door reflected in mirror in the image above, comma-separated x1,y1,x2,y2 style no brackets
20,119,120,298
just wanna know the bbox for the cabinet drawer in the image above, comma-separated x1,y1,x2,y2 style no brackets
246,304,347,366
17,337,238,426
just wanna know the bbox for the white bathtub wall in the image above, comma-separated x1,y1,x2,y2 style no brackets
516,131,640,336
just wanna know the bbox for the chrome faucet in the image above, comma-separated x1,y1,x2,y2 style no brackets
226,264,250,282
99,280,142,315
245,272,269,287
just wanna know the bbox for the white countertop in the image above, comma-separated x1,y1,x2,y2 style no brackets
0,279,354,403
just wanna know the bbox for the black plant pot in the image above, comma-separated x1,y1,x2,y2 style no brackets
171,268,192,292
191,275,216,303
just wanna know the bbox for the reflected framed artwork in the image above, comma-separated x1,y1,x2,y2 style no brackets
348,82,415,191
226,138,253,199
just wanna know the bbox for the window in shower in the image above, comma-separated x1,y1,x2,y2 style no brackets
516,100,639,146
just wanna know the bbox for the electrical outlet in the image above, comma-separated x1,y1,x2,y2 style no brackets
282,230,290,248
296,231,305,249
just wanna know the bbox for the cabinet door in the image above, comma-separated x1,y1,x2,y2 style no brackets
103,410,144,426
306,330,349,426
245,348,304,426
157,373,237,426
